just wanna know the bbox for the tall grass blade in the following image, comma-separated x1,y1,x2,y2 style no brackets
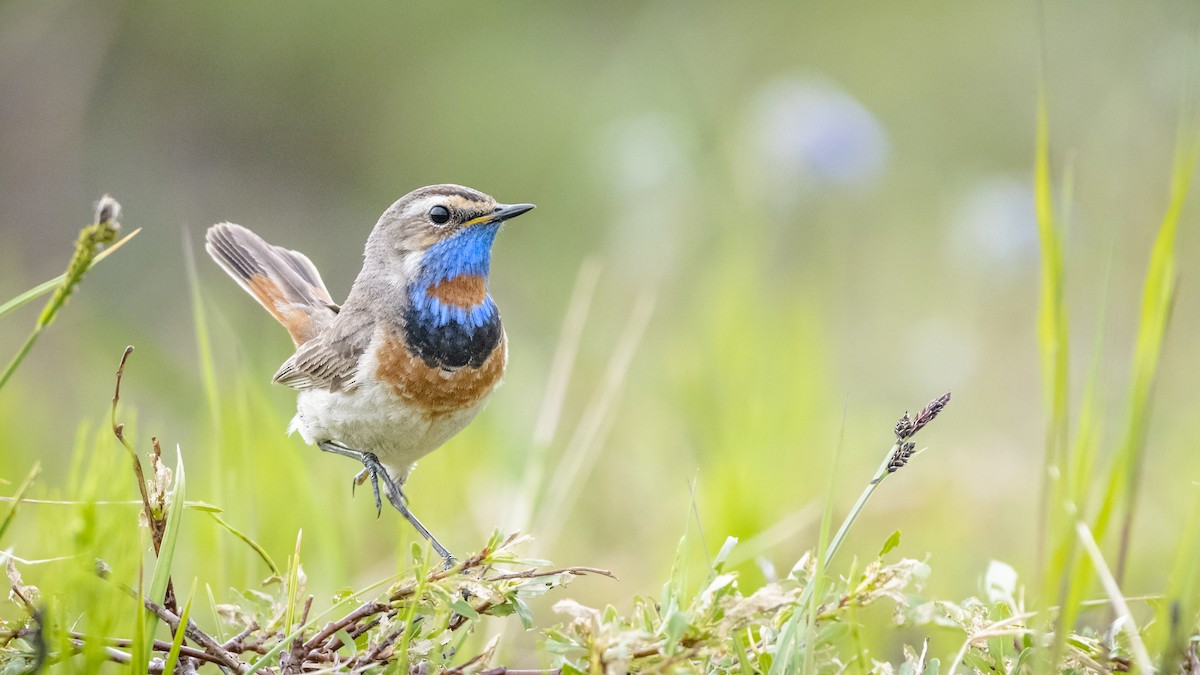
511,259,600,532
285,529,303,635
0,198,135,391
1074,521,1154,672
537,292,654,546
183,232,223,436
130,555,147,675
0,227,140,321
1032,85,1075,673
208,512,281,578
1102,126,1200,581
161,578,196,675
145,447,187,657
1033,86,1070,564
1150,483,1200,668
0,462,39,543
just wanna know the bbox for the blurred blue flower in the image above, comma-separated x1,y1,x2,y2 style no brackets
949,177,1039,271
749,77,888,193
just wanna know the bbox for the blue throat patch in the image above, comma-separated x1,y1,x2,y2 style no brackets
407,223,500,328
402,224,504,369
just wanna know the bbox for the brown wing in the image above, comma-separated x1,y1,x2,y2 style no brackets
272,311,372,392
205,223,338,346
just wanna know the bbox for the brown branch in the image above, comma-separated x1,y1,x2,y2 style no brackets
67,631,226,669
322,615,381,654
280,596,316,673
139,597,249,673
221,621,260,652
98,567,251,674
364,624,405,662
8,582,34,612
300,600,389,653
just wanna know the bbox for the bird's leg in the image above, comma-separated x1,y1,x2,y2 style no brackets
318,441,382,515
316,441,456,568
374,470,457,569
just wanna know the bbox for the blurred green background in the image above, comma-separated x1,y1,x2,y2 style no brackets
2,0,1200,663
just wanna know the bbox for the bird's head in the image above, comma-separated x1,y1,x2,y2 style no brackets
368,184,535,288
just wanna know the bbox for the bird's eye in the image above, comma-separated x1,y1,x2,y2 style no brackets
429,205,451,225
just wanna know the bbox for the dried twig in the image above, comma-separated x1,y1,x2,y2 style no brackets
110,346,161,549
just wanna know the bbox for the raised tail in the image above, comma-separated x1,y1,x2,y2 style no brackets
205,222,339,346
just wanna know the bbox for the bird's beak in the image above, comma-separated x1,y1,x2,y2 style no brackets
462,203,536,228
490,203,536,223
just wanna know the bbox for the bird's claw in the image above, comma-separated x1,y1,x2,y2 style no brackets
350,465,383,517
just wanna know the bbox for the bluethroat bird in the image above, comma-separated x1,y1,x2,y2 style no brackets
205,185,534,565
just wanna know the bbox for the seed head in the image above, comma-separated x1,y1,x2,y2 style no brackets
887,441,917,474
894,392,951,440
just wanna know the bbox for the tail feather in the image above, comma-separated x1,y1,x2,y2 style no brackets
205,222,338,346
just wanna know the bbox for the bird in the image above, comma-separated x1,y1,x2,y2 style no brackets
204,184,535,565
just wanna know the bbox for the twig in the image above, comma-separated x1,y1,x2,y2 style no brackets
281,596,315,672
67,631,225,669
221,622,259,652
99,567,250,673
482,566,616,582
7,582,34,612
110,345,160,549
140,597,249,673
300,601,389,653
363,625,405,662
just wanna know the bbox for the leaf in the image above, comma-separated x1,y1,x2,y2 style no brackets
513,596,534,629
713,536,739,571
450,598,480,622
984,560,1018,606
879,530,902,557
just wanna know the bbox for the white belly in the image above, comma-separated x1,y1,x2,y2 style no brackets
289,381,484,482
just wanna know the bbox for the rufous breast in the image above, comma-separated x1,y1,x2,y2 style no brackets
373,325,507,414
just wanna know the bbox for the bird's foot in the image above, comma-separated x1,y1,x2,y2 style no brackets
353,458,385,518
316,440,455,567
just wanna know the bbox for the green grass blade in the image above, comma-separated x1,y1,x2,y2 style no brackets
1034,88,1070,455
285,529,303,635
0,278,60,321
0,209,139,391
145,447,187,656
0,227,140,321
208,512,282,578
1153,483,1200,666
1033,86,1070,530
161,578,196,674
206,583,226,644
0,463,40,543
130,555,147,675
1094,127,1200,566
183,233,222,433
1032,85,1074,674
